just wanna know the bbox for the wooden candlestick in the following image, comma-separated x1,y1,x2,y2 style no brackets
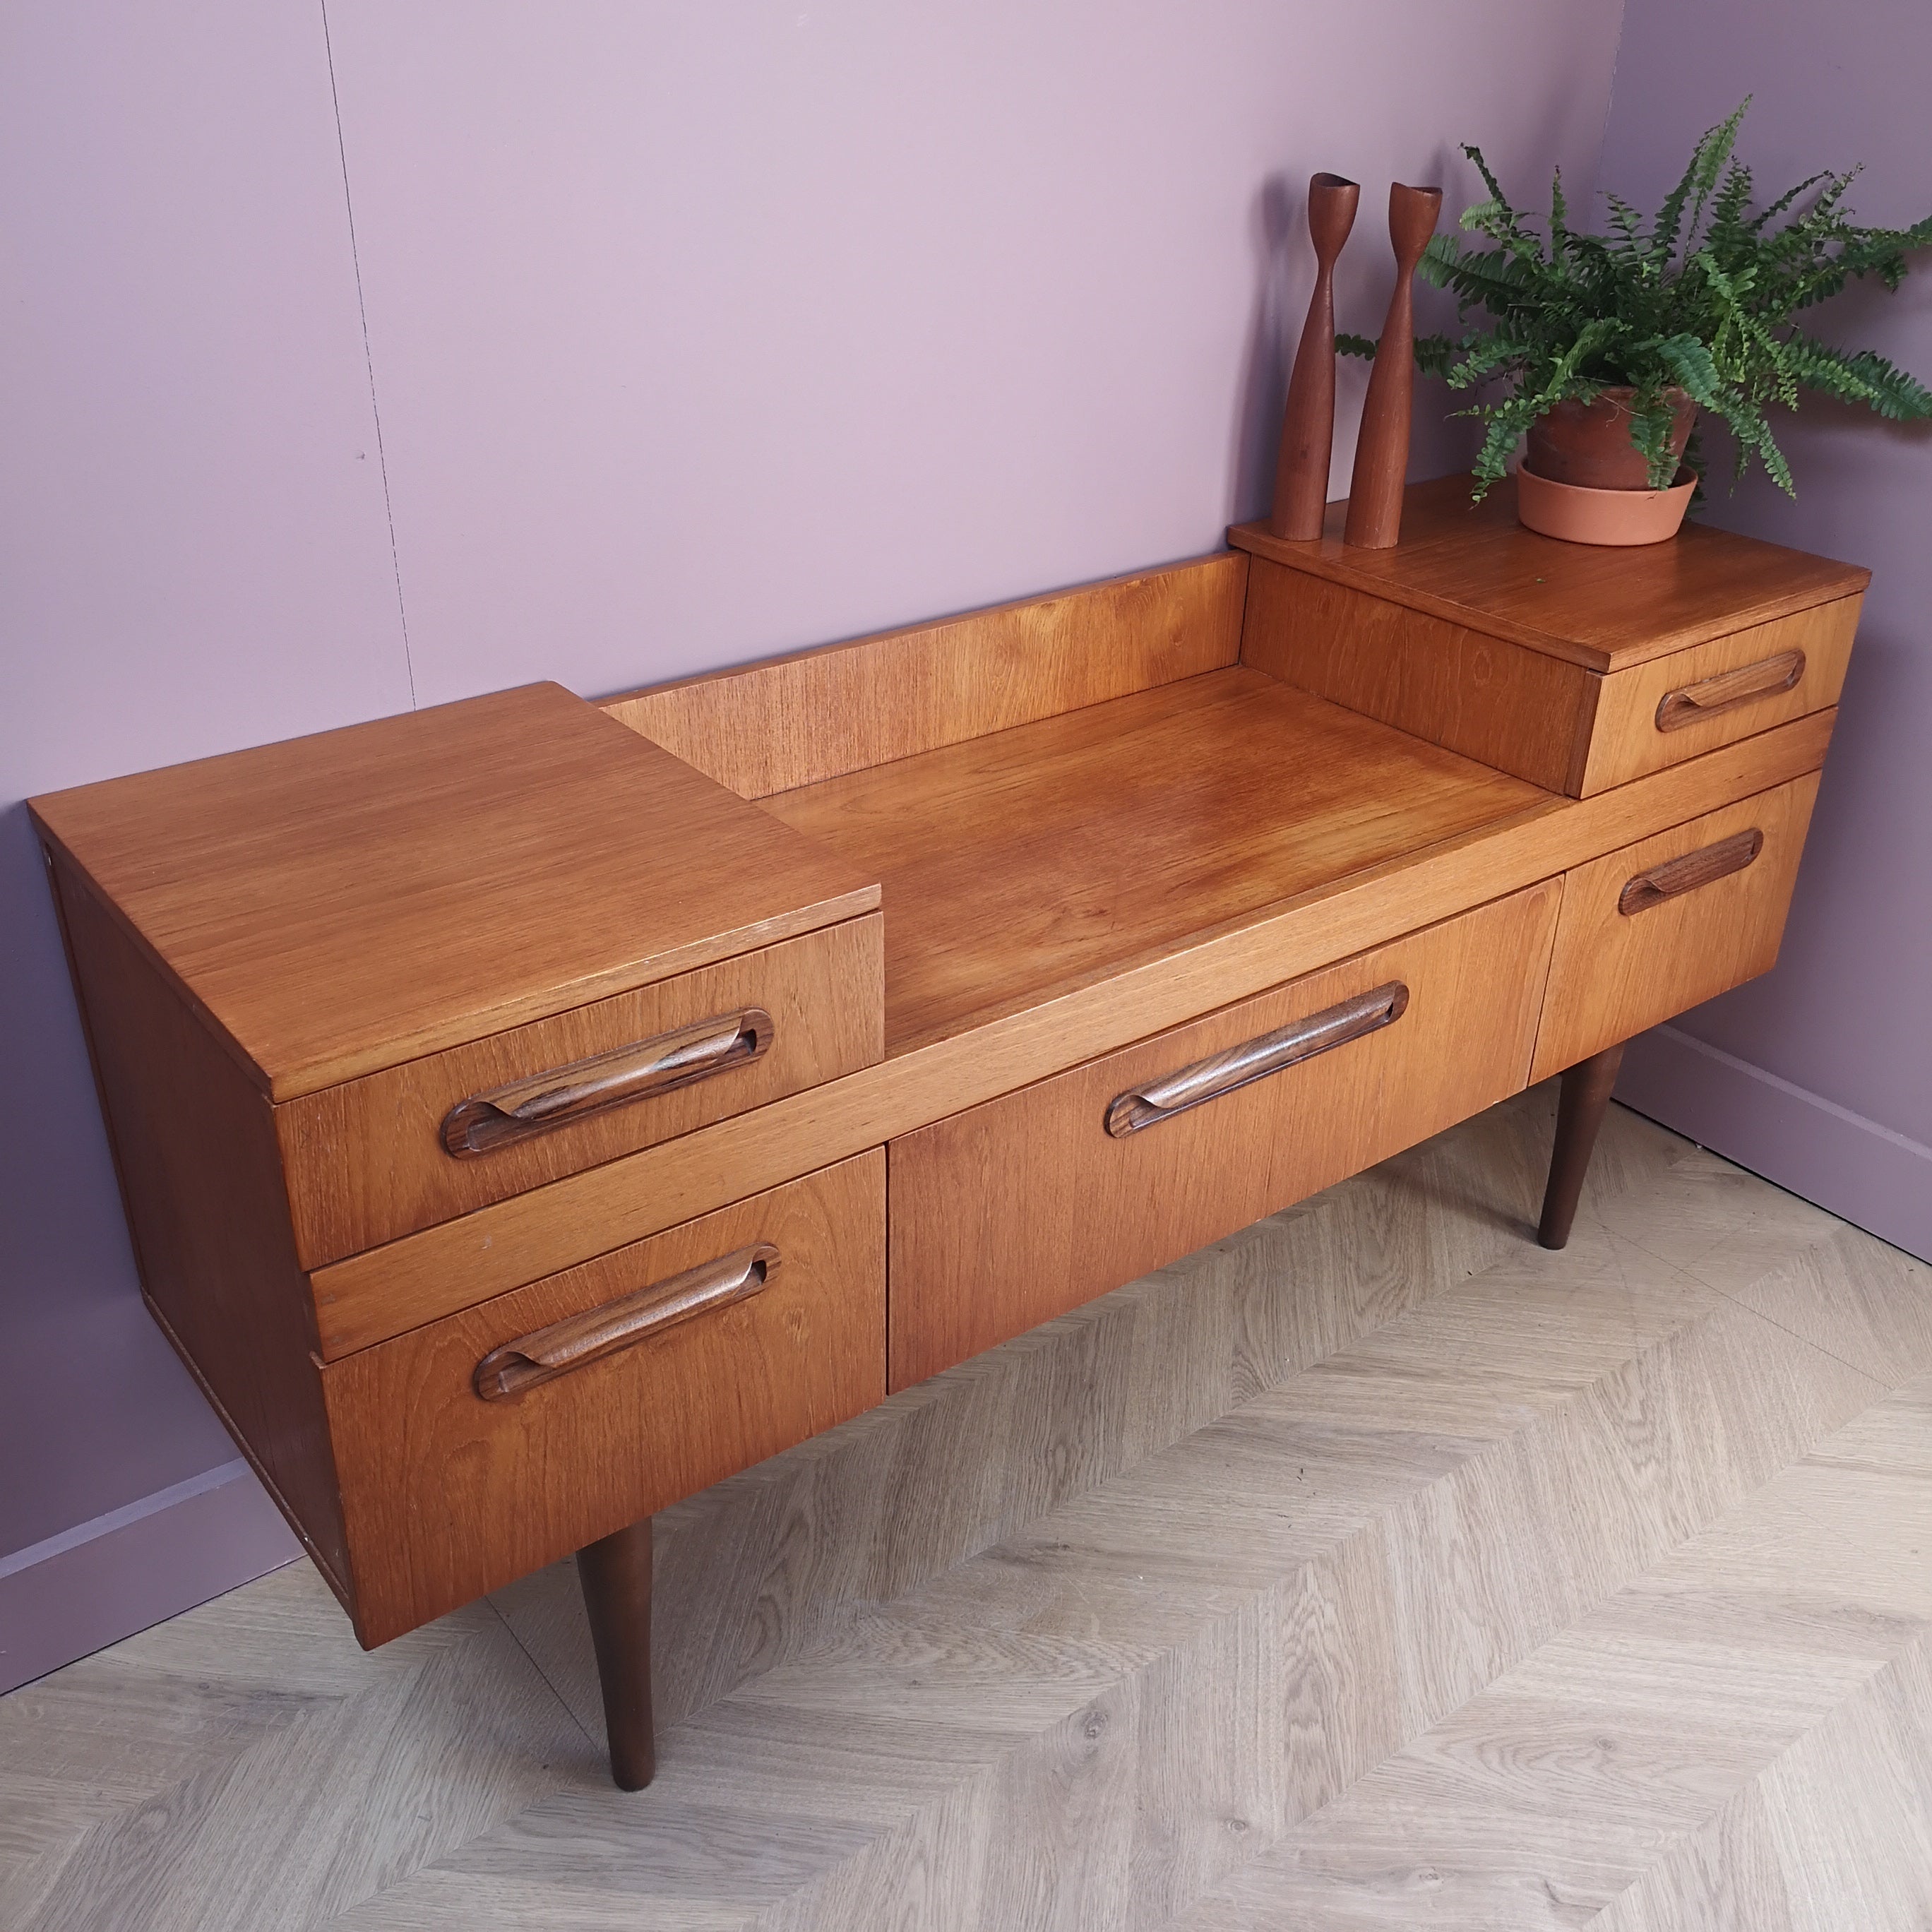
1343,182,1443,550
1267,172,1360,542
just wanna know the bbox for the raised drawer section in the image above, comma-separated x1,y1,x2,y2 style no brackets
278,914,882,1266
1530,773,1820,1082
321,1150,885,1645
1578,600,1859,796
1240,558,1858,800
887,883,1558,1391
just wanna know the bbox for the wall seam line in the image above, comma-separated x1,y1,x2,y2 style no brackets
319,0,419,710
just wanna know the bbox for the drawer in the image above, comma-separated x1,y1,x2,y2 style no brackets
1530,773,1819,1081
1241,558,1856,799
321,1150,884,1645
278,914,882,1266
887,883,1558,1391
1578,600,1858,796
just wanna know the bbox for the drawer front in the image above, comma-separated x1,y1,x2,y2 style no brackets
322,1150,884,1645
1579,600,1857,797
278,914,882,1266
888,883,1558,1392
1531,774,1819,1081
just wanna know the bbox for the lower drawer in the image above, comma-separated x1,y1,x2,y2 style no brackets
887,883,1558,1391
1530,773,1819,1081
321,1150,884,1645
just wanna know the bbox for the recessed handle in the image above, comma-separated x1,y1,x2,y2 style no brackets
1105,982,1410,1138
442,1008,773,1157
1654,650,1805,733
474,1243,780,1401
1618,828,1764,916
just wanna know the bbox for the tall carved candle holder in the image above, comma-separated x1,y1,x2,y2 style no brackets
1268,172,1359,542
1343,181,1443,549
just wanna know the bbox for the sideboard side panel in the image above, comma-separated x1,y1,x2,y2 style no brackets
44,857,354,1609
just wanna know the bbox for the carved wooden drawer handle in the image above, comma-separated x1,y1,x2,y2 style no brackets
442,1008,774,1157
1618,828,1765,916
1105,982,1409,1138
1654,650,1804,732
474,1243,780,1400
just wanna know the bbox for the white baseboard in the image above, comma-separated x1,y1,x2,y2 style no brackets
0,1461,299,1695
1617,1023,1932,1265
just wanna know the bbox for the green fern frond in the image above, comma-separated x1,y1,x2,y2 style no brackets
1628,400,1681,489
1411,99,1932,500
1416,232,1463,289
1785,336,1932,418
1462,142,1513,220
1746,170,1830,233
1683,101,1751,251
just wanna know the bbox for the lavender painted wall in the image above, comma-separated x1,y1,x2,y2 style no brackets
1597,0,1932,1262
321,0,1622,706
3,1,1623,1681
1,1,409,1681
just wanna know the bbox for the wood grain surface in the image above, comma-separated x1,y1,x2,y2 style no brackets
1230,475,1869,672
309,707,1837,1353
1580,594,1860,794
1531,773,1820,1081
29,683,880,1099
601,554,1248,799
1240,557,1601,792
1340,183,1441,550
888,883,1557,1388
762,668,1544,1054
1268,174,1359,542
323,1152,885,1646
278,914,882,1268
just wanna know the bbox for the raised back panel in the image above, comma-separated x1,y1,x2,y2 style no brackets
600,552,1248,798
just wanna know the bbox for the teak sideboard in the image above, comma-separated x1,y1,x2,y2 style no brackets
32,477,1867,1788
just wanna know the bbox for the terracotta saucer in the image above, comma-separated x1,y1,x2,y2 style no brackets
1516,463,1695,546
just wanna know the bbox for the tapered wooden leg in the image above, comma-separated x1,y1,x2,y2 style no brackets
576,1517,656,1791
1538,1041,1627,1251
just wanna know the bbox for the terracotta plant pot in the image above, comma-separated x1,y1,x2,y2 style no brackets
1516,464,1697,546
1524,386,1695,490
1517,385,1698,545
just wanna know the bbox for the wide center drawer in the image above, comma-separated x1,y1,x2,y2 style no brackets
320,1149,886,1646
277,914,883,1266
886,882,1559,1391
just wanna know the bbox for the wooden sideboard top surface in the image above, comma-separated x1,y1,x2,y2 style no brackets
1230,475,1870,673
30,682,879,1099
762,666,1544,1054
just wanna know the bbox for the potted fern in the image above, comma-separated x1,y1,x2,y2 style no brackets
1342,102,1932,544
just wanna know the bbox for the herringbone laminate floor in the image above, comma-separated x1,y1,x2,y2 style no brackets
4,1087,1929,1930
